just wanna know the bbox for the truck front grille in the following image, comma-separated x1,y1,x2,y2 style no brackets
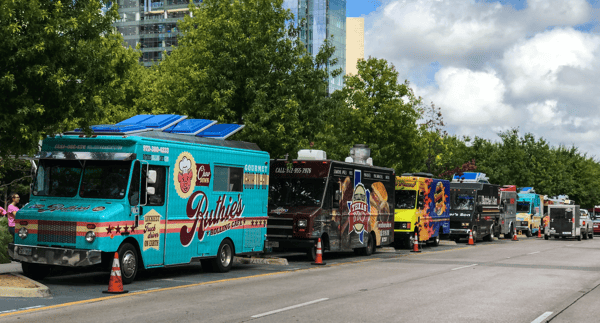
267,217,293,238
37,220,77,244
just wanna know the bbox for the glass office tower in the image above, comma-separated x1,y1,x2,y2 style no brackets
113,0,201,66
285,0,346,93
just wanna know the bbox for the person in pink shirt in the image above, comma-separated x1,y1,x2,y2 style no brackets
6,193,20,237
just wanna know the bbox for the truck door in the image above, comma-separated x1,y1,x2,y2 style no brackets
133,162,168,267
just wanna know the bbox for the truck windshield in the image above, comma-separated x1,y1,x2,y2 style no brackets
451,192,474,210
395,190,416,209
33,160,83,197
517,201,530,213
269,177,326,207
79,161,132,199
33,160,132,199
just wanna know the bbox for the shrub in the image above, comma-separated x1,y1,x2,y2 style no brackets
0,217,13,264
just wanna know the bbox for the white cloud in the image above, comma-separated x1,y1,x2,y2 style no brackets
430,67,515,125
364,0,600,157
502,28,600,98
526,100,564,126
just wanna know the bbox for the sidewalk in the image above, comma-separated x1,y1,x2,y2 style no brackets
0,261,22,274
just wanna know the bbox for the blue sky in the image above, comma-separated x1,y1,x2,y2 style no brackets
348,0,599,17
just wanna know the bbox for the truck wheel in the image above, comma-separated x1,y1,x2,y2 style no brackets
590,230,594,239
526,228,533,237
472,229,478,242
21,263,52,280
431,234,440,247
584,230,589,240
484,226,494,242
544,234,549,240
578,233,582,241
118,243,139,284
506,226,513,240
211,239,234,273
307,244,317,261
404,234,416,250
364,233,376,256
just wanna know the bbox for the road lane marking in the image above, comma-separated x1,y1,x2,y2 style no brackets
0,306,44,314
251,298,329,318
531,311,553,323
451,264,478,271
528,251,540,255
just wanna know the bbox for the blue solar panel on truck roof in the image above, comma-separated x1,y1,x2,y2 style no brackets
117,115,154,126
453,173,478,180
117,114,186,130
197,124,244,139
164,119,217,135
71,124,148,134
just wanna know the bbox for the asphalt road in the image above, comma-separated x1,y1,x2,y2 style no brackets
2,236,600,322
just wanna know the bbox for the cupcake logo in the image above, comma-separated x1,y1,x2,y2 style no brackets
174,152,196,198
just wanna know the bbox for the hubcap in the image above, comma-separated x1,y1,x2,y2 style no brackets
122,251,136,278
220,244,232,267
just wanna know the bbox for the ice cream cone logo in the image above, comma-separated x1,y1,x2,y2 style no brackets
348,170,370,244
174,152,196,198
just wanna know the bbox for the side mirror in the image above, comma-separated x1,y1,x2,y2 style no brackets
147,170,157,184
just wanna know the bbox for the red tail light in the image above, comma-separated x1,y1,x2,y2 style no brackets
583,221,586,225
87,224,96,229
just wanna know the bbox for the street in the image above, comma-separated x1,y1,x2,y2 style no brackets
2,236,600,322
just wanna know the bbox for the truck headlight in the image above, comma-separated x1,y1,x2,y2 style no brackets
462,223,469,227
18,227,28,239
85,231,96,243
297,219,307,228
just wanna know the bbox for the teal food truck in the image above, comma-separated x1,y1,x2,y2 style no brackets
9,115,269,283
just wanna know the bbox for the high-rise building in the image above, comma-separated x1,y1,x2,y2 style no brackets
345,17,363,76
285,0,346,93
113,0,200,66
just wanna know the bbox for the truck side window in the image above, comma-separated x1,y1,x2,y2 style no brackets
129,162,140,206
147,166,166,206
214,166,243,192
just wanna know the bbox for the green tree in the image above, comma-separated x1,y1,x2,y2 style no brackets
333,57,423,172
0,0,141,157
147,0,340,159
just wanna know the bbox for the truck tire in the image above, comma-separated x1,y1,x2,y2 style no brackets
590,229,594,239
484,225,494,242
21,263,52,281
584,229,589,240
526,227,533,237
211,239,234,273
578,232,582,241
404,233,416,250
118,243,139,284
544,234,549,240
506,225,513,240
430,234,440,247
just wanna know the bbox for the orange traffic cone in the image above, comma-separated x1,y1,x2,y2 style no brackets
103,252,128,294
512,227,519,241
537,227,542,238
468,230,475,245
311,238,326,265
411,231,421,253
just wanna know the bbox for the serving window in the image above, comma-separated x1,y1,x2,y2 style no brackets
214,166,243,192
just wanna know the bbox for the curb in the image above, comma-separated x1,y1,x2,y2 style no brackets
234,257,289,266
0,273,51,298
439,240,457,246
377,247,397,253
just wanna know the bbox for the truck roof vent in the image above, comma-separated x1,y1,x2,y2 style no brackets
298,149,327,160
346,144,371,165
451,172,489,183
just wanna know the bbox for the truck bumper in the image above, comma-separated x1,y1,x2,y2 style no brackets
8,243,102,267
264,238,316,250
449,229,470,238
516,226,529,231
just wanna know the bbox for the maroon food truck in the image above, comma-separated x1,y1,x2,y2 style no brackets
266,145,395,260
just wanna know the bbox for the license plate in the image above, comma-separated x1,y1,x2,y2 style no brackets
562,232,571,235
17,246,32,256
